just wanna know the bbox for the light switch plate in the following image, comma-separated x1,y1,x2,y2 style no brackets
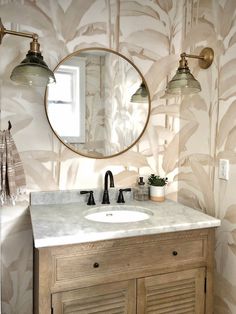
219,159,229,180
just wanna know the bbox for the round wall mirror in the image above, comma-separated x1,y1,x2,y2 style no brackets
45,48,150,158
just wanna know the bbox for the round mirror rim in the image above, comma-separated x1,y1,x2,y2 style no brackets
45,47,151,159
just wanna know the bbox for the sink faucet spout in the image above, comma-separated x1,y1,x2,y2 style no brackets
102,170,114,204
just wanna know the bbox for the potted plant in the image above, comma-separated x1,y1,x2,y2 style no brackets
148,174,168,202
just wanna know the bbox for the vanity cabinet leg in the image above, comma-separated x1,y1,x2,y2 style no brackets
34,248,52,314
205,228,215,314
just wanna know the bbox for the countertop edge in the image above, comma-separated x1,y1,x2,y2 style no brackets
34,221,220,248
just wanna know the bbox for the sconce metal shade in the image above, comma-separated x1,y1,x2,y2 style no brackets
165,67,201,95
10,51,55,87
131,82,148,103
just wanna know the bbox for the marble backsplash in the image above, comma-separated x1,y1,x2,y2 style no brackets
30,188,133,206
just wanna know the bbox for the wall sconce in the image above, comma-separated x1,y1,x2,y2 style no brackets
165,47,214,95
130,81,148,103
0,18,55,87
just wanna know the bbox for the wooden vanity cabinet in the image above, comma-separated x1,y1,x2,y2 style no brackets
34,228,215,314
51,280,136,314
137,268,206,313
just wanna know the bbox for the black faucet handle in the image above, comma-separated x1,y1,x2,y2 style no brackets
80,190,96,205
88,191,96,205
117,190,124,203
117,188,131,203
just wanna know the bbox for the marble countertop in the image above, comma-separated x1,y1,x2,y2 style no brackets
30,191,220,248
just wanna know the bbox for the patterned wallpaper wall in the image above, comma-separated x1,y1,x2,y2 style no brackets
0,0,235,313
179,1,236,313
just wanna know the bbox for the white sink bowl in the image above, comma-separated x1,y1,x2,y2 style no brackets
84,205,153,223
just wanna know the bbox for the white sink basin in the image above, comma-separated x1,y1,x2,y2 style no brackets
84,205,153,223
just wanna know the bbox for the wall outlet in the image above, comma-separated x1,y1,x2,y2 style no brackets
219,159,229,180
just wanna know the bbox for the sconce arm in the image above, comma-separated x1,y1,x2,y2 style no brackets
181,52,204,60
180,47,214,69
0,18,39,52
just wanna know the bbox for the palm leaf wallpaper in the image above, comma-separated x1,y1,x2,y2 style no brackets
0,0,236,313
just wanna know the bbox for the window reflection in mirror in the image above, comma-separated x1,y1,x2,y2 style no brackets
47,58,85,143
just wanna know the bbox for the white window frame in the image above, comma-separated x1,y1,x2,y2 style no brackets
48,57,86,143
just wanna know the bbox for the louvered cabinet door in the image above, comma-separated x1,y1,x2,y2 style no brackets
52,279,136,314
137,268,205,314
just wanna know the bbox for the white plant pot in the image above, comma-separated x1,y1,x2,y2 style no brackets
150,185,165,202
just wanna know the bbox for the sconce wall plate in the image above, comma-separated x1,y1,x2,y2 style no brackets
0,18,4,44
198,47,214,69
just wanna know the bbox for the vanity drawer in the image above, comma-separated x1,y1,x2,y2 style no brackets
51,231,208,289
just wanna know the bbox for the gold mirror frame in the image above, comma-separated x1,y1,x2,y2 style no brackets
45,48,151,159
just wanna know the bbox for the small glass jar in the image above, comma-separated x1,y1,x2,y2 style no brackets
134,177,149,201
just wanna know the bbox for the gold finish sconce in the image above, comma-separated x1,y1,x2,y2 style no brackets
0,18,55,87
165,47,214,95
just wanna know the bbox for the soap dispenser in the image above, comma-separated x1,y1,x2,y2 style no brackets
134,177,149,201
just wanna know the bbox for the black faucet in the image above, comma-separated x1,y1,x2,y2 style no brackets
102,170,115,204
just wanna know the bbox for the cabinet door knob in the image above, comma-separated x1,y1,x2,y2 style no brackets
93,262,99,268
172,251,178,256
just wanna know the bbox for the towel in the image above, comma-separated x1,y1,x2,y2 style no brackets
0,129,26,205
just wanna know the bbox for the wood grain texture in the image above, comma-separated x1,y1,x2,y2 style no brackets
137,268,205,314
54,233,206,286
34,228,215,313
52,280,136,314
